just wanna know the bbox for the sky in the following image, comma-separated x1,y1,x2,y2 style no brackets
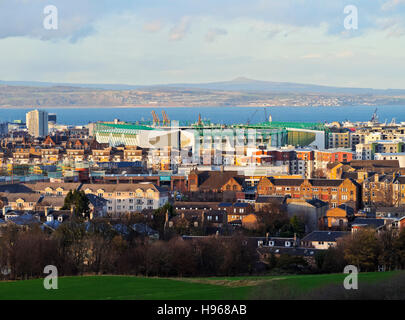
0,0,405,89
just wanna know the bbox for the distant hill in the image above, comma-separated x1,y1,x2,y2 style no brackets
2,77,405,95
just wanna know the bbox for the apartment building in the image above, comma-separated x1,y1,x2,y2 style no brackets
356,143,374,160
328,131,351,149
81,183,169,215
257,177,361,210
26,109,48,138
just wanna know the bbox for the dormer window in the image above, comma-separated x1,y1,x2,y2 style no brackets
285,241,291,247
269,241,275,247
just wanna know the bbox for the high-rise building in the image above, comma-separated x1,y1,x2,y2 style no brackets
48,113,57,124
26,109,48,137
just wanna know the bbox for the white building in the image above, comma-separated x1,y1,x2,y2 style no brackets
375,153,405,168
26,109,48,137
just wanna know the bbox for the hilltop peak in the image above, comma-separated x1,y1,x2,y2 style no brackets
230,77,257,83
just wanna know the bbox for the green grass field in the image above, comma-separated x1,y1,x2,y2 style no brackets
0,272,398,300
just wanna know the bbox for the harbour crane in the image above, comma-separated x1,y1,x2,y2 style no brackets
151,110,160,126
370,108,379,123
247,109,258,125
162,110,170,126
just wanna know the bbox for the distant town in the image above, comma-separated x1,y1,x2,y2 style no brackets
0,107,405,281
1,78,405,108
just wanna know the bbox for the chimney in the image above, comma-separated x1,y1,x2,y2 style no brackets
45,207,51,217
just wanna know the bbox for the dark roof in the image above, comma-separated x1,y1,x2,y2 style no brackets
132,223,159,236
306,198,329,208
218,202,232,207
375,206,405,214
309,179,343,187
341,172,358,180
199,171,240,190
301,231,350,242
234,202,249,207
255,195,286,204
0,184,34,193
350,160,399,169
351,218,385,229
337,204,355,215
257,246,320,257
271,179,304,186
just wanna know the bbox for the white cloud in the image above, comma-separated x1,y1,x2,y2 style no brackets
143,21,164,33
382,0,405,11
301,53,322,59
169,16,192,41
205,28,227,42
335,50,354,58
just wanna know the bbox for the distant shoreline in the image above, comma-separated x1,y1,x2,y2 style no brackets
0,104,384,109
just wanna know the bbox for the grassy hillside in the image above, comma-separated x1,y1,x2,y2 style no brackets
0,272,397,300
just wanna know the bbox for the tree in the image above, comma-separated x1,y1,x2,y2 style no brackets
315,246,346,273
62,190,90,218
290,216,306,238
378,230,397,271
394,228,405,269
342,229,381,272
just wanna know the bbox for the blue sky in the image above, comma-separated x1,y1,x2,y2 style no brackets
0,0,405,88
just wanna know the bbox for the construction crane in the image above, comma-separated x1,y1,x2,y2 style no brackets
162,110,170,126
151,110,160,126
